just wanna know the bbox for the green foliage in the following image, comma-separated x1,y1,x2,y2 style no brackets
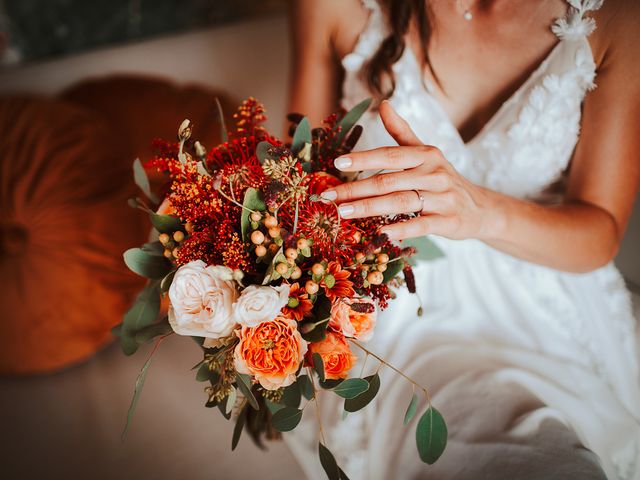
133,158,159,204
256,141,275,163
149,212,183,234
300,295,332,342
416,406,448,464
318,443,340,480
133,320,172,344
160,270,176,294
235,373,259,410
332,98,372,147
291,117,311,153
271,406,303,432
344,373,380,412
232,406,247,451
404,393,419,425
240,188,266,242
382,257,405,283
123,248,172,279
225,387,237,415
281,382,302,408
297,375,315,400
324,274,336,289
403,236,445,262
332,378,369,399
117,282,165,355
312,352,325,382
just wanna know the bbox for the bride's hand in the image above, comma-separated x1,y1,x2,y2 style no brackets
320,101,498,241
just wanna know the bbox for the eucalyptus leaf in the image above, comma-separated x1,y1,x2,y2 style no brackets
382,258,405,283
265,399,284,415
160,270,176,294
312,352,325,382
291,117,311,153
225,386,237,415
318,443,340,480
231,407,246,451
123,282,161,331
271,406,303,432
332,98,372,147
344,373,380,412
240,188,266,242
403,236,445,261
404,393,419,425
149,212,183,234
298,375,315,400
133,319,172,344
416,406,448,464
217,401,232,419
133,158,159,204
195,363,213,382
112,324,139,356
332,378,369,399
281,382,302,408
256,141,276,163
141,241,164,256
300,318,329,343
319,378,344,390
123,248,172,279
236,373,260,410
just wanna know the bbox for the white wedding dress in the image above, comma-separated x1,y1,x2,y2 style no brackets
285,1,640,479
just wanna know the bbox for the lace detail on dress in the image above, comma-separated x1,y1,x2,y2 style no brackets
552,0,604,40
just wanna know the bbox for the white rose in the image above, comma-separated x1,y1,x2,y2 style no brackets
168,260,239,339
233,284,290,328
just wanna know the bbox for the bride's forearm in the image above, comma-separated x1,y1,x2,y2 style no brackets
479,190,620,273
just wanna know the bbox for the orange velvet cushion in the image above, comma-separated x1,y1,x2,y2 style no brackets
0,96,146,374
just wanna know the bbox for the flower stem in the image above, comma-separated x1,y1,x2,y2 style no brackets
307,366,326,444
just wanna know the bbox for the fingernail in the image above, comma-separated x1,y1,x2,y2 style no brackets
334,157,352,170
320,190,337,201
338,204,354,217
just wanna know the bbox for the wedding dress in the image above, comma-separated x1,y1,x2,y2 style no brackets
285,1,640,478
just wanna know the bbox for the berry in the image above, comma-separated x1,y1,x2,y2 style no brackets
264,215,278,228
276,263,289,275
305,281,319,294
367,271,384,285
251,230,265,245
311,263,325,276
255,245,267,257
173,231,185,243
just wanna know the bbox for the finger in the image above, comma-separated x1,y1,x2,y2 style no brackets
379,100,423,147
322,171,452,202
379,215,454,240
337,191,453,219
332,145,444,174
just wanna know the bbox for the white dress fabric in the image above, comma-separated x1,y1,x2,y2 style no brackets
285,1,640,479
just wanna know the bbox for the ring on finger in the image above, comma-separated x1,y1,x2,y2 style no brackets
411,189,425,216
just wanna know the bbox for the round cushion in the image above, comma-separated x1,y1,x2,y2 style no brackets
0,95,146,374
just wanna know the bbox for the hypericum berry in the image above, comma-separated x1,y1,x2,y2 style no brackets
264,215,278,228
376,253,389,264
185,222,194,233
305,280,319,294
173,231,185,243
159,233,170,245
367,271,384,285
285,248,298,260
276,263,289,275
352,231,362,243
172,247,180,258
163,249,173,259
373,247,382,254
268,243,279,254
291,266,302,280
296,238,309,249
268,227,281,238
255,245,267,257
250,211,262,222
377,263,388,273
311,263,325,276
355,252,365,263
251,230,265,245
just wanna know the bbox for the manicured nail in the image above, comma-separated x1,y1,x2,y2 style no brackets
320,190,337,201
334,157,352,170
338,204,354,217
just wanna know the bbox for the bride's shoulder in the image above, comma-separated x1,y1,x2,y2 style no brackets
591,0,640,65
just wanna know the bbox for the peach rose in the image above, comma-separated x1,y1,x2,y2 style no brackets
234,316,307,390
308,331,357,380
329,298,377,342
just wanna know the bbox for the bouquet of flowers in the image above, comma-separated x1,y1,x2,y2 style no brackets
115,98,447,479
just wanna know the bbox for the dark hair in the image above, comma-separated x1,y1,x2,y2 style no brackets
364,0,436,99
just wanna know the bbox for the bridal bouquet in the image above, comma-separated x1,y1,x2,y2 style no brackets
115,98,447,479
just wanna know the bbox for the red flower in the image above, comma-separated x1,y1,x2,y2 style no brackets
322,261,354,300
281,282,313,321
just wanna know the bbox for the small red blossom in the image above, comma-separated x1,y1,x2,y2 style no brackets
322,261,354,300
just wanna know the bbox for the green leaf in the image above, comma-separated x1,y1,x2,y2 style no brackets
225,386,237,415
122,339,163,440
318,443,340,480
133,158,159,204
382,258,405,283
312,352,325,382
332,378,369,399
112,324,139,356
215,97,228,143
271,406,303,432
231,406,246,450
403,236,445,261
298,375,315,400
240,188,266,242
404,393,419,425
281,382,302,408
324,274,336,289
141,241,164,256
123,248,172,279
123,282,161,331
333,98,372,147
319,378,344,390
416,406,448,464
256,141,276,163
195,363,213,382
291,117,311,153
300,318,330,343
133,319,172,344
265,399,284,414
236,373,260,410
344,373,380,412
160,270,176,294
149,212,183,234
217,401,231,419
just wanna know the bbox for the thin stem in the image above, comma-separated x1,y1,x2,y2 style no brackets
216,188,256,214
348,338,432,406
293,199,300,235
307,366,326,444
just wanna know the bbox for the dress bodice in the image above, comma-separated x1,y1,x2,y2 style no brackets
341,0,604,200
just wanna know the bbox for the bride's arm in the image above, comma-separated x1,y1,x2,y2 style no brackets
320,10,640,274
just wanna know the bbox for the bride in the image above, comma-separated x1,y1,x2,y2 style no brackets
284,0,640,479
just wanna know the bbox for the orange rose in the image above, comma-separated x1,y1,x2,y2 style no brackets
308,331,357,380
234,316,307,390
329,298,377,342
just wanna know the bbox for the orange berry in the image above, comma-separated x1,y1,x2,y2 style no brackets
352,231,362,243
268,227,281,238
172,247,180,258
296,238,309,249
163,249,173,259
185,222,194,233
291,266,302,280
376,253,389,264
251,230,265,245
159,233,170,245
285,248,298,260
311,263,325,276
173,231,185,243
377,263,388,273
305,281,319,295
264,215,278,228
367,271,384,285
276,263,289,275
355,252,365,263
255,245,267,257
250,211,262,222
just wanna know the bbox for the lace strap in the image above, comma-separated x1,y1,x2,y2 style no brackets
552,0,605,40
